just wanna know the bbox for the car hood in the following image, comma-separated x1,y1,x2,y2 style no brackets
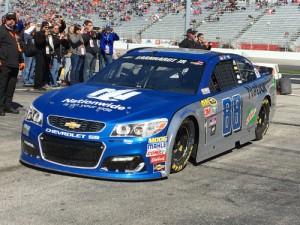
34,84,200,122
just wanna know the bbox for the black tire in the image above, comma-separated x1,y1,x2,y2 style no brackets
255,98,270,141
171,119,195,173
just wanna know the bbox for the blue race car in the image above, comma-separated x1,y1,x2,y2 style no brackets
20,48,276,180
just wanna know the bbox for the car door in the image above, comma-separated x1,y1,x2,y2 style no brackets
202,58,257,158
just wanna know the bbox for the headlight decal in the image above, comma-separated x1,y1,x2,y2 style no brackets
25,104,43,126
111,118,168,138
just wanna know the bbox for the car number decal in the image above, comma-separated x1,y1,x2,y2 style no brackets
222,94,242,136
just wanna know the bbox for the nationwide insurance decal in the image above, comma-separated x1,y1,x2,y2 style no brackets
61,88,141,112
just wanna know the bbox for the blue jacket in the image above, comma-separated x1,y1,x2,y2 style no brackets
99,31,119,55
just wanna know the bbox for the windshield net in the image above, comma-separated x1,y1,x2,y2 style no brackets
89,55,205,94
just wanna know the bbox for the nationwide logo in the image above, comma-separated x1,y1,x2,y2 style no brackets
65,121,81,129
87,88,141,102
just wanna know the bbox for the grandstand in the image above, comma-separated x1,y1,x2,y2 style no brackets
1,0,300,52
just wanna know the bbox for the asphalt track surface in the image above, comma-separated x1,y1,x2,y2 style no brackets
0,80,299,225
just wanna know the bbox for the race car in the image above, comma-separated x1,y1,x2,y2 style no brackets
20,48,277,180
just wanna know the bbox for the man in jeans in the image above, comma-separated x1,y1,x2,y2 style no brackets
49,23,69,87
22,22,36,87
99,24,119,69
82,20,101,82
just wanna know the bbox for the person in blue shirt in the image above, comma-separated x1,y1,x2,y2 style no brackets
99,24,119,69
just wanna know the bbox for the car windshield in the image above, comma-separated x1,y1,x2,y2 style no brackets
89,55,205,94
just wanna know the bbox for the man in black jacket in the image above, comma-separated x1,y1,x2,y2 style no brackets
33,21,52,91
0,12,25,116
82,20,102,82
195,33,212,50
179,28,197,49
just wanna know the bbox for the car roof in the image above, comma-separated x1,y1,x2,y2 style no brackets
125,47,242,63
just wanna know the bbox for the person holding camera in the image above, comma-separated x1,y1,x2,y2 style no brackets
82,20,101,82
49,23,69,87
99,24,119,69
195,33,212,50
69,24,85,85
0,12,24,116
33,21,53,91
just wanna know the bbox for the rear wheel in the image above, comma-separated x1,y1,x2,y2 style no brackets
255,99,270,141
171,119,195,173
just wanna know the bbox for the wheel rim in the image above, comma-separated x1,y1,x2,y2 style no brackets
172,126,189,162
257,103,269,133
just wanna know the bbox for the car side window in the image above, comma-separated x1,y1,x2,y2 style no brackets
236,60,256,83
209,61,237,93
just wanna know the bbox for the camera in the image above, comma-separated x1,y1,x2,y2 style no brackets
93,26,100,31
55,15,60,18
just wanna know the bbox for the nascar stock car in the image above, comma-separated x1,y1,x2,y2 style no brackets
20,48,276,180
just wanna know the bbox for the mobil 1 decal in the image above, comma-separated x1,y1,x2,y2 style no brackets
222,94,242,136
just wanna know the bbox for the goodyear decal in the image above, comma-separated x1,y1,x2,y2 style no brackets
146,136,167,157
246,108,257,125
153,162,165,173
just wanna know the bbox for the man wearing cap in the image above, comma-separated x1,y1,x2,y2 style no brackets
99,24,119,69
0,12,25,116
179,28,198,49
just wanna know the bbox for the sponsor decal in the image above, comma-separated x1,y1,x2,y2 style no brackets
87,88,141,102
153,162,165,172
209,116,217,127
208,97,217,106
210,106,218,115
204,107,211,117
62,88,141,112
211,125,216,135
45,128,86,139
150,154,166,164
62,99,125,112
254,68,261,78
244,82,267,99
146,149,166,157
148,136,167,143
201,99,210,107
201,87,210,95
88,135,100,140
22,123,31,136
146,136,168,157
246,108,257,125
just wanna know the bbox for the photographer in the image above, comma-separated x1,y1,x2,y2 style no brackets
69,24,85,85
195,33,212,50
49,23,69,87
82,20,101,82
33,21,53,91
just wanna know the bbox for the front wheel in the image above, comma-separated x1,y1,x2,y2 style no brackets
171,119,195,173
255,98,270,141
